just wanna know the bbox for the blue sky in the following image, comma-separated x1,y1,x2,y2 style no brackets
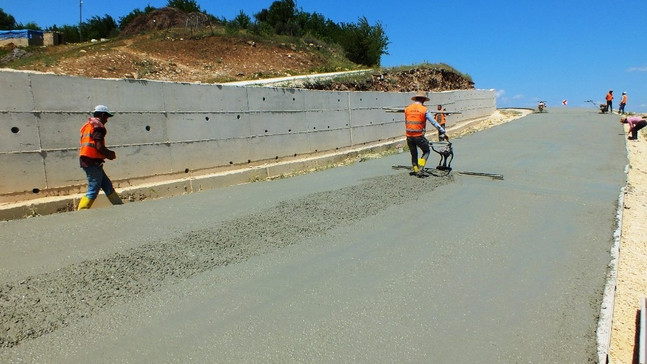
2,0,647,111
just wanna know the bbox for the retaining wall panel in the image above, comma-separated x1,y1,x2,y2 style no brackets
306,110,350,131
1,112,40,153
37,112,83,150
42,149,85,188
166,113,251,142
308,129,352,152
0,152,45,193
108,113,169,145
109,144,175,180
246,87,306,112
171,138,249,171
0,71,34,111
304,91,348,111
249,112,301,136
161,83,249,112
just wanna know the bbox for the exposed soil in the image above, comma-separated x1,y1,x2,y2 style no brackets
0,7,473,91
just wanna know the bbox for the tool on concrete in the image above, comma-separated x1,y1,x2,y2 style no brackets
392,140,504,180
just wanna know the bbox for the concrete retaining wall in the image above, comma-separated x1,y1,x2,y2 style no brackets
0,69,495,204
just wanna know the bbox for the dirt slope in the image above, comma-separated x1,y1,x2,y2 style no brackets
0,7,473,91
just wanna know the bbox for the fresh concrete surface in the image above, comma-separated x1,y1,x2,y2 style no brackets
0,108,627,362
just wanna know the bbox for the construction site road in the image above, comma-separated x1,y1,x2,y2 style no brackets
0,108,626,363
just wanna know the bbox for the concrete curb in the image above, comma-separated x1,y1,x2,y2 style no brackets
596,152,629,363
0,137,401,221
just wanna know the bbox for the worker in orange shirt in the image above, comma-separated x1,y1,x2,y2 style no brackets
78,105,123,210
619,92,627,114
404,91,448,177
605,90,614,113
434,105,447,141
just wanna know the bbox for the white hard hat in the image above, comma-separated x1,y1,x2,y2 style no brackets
92,105,114,116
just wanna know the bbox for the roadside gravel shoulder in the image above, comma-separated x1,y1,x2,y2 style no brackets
609,118,647,364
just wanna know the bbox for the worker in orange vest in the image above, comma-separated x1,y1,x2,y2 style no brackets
78,105,123,210
605,90,614,113
619,92,627,114
434,104,447,141
404,91,448,176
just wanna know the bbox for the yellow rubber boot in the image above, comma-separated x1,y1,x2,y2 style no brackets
412,165,419,173
107,192,124,205
418,158,426,169
78,196,95,210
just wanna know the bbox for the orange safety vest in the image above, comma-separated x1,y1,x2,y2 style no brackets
404,103,428,137
606,93,613,101
79,117,107,159
434,112,446,127
621,95,627,103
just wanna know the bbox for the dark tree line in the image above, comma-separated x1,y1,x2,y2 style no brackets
0,0,389,66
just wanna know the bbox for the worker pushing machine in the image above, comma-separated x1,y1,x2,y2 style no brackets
404,91,449,177
78,105,123,210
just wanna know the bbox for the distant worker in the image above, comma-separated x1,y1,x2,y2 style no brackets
620,115,647,140
404,91,448,176
619,92,627,114
605,90,614,113
78,105,123,210
434,105,447,141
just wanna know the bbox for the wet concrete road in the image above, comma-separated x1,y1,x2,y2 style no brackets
0,108,627,363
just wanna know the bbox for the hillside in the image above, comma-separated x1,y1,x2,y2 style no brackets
0,7,473,92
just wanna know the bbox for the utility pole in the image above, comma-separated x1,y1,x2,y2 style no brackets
79,0,83,42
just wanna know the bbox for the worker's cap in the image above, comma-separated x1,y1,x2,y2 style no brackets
623,91,626,94
92,105,114,116
411,91,430,102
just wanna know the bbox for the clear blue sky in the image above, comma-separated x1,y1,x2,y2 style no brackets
2,0,647,111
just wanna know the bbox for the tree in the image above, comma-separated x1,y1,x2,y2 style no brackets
232,10,252,30
17,22,40,30
82,15,119,40
255,0,299,36
167,0,202,13
0,8,17,29
338,17,389,67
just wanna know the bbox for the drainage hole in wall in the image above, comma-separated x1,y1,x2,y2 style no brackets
32,188,40,194
229,161,233,165
236,115,241,119
263,97,266,101
265,129,268,133
184,168,189,173
327,126,330,128
288,129,292,132
313,127,316,130
205,116,210,121
11,127,20,133
248,159,251,163
292,98,295,101
275,156,278,160
145,125,151,131
293,153,297,157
